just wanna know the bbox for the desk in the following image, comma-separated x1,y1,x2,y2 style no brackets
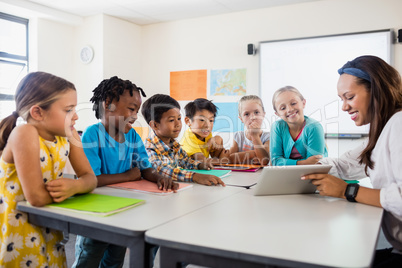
146,190,384,268
221,169,261,188
17,174,248,268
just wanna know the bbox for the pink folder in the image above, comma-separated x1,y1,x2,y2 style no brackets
108,179,192,195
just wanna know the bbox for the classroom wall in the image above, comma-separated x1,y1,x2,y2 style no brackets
72,15,104,132
73,15,143,132
141,0,402,97
5,0,402,157
33,19,75,81
29,14,143,131
139,0,402,157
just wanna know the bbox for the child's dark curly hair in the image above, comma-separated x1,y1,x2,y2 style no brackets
90,76,146,119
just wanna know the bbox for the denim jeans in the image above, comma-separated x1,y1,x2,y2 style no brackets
72,235,126,268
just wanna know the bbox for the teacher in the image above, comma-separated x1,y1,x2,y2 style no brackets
302,55,402,268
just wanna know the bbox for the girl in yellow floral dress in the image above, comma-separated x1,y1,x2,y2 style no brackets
0,72,97,267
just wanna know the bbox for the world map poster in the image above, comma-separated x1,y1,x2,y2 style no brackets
210,68,246,96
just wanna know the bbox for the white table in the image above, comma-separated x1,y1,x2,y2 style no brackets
17,176,248,268
221,169,261,188
146,190,384,268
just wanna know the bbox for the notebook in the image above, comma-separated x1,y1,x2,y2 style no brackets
46,193,145,216
253,165,332,196
185,169,231,178
108,179,193,195
214,164,261,172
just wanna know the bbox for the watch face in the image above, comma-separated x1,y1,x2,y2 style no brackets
345,183,359,202
346,186,355,195
80,46,93,64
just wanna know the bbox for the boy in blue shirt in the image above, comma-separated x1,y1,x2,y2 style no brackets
73,77,177,268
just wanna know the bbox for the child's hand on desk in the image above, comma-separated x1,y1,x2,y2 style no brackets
127,167,142,181
251,157,261,165
156,176,179,192
142,168,179,192
198,160,214,170
46,178,78,203
297,155,322,165
193,173,225,187
207,136,223,154
301,173,347,198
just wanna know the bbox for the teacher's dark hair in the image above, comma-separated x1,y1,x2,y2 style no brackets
340,55,402,173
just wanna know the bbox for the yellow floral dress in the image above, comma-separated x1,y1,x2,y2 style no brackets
0,136,70,268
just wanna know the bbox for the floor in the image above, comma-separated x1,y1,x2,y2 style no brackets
65,234,131,268
65,230,391,268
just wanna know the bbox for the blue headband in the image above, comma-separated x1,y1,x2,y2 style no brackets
338,67,371,82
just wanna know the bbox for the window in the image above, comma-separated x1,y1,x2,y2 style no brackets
0,12,28,120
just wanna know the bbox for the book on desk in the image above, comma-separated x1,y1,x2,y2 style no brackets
213,163,261,172
185,169,231,178
44,193,145,216
108,179,193,195
109,170,230,195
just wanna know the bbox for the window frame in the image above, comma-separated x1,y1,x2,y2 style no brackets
0,12,29,62
0,12,29,116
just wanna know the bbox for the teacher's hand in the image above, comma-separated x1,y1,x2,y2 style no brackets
301,173,347,198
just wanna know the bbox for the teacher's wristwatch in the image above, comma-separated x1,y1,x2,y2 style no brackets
344,183,360,202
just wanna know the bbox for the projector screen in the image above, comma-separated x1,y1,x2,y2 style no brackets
260,30,392,137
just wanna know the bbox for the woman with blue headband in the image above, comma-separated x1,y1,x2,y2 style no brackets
302,55,402,267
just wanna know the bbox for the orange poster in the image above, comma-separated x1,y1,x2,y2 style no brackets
170,70,207,100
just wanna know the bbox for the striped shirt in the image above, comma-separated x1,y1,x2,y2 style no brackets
145,131,201,182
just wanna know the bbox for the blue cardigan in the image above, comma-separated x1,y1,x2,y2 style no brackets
270,116,328,166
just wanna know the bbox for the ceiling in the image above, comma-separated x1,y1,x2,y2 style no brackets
22,0,321,25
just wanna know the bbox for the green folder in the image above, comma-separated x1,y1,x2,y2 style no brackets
47,193,145,217
184,169,231,178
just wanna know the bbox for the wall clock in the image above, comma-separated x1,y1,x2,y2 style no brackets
80,46,94,64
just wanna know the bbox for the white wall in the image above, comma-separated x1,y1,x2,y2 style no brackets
139,0,402,156
103,16,142,81
29,14,143,131
4,0,402,156
72,15,144,132
72,15,105,131
141,0,402,96
33,19,75,81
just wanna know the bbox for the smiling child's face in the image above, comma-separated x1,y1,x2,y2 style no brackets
153,108,182,142
185,109,215,141
106,90,142,135
274,91,306,125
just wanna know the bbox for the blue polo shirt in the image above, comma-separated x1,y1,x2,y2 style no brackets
82,123,151,175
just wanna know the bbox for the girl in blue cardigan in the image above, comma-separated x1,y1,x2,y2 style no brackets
270,86,327,166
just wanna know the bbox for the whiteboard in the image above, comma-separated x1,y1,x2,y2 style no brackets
260,30,392,136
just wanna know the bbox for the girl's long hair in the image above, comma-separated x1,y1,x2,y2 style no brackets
0,72,76,155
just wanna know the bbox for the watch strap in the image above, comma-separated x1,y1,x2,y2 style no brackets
345,183,360,202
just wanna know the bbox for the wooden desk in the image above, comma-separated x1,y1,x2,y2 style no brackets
146,190,384,268
17,179,247,268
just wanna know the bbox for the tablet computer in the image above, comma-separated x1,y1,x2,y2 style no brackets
253,164,332,196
